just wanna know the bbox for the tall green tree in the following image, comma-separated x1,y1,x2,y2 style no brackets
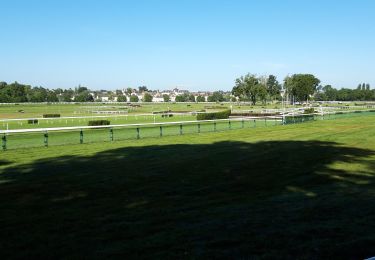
284,74,320,103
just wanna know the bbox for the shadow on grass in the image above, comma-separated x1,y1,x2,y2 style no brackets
1,140,375,259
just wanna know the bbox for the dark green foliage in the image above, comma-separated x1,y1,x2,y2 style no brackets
303,108,315,114
130,95,139,102
88,120,110,126
175,93,195,102
43,114,60,118
197,110,231,120
143,93,153,102
27,119,38,124
163,94,170,102
117,95,127,102
284,114,314,124
207,91,225,102
196,95,206,102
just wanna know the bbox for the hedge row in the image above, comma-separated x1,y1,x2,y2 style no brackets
88,120,110,126
28,119,38,124
231,112,280,117
43,114,60,118
284,114,314,124
197,110,231,120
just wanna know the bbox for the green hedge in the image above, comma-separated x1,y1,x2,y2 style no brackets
88,120,110,126
284,114,314,124
303,108,315,114
43,114,60,118
28,119,38,124
197,110,231,120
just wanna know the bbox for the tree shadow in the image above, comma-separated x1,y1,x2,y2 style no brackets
0,140,375,259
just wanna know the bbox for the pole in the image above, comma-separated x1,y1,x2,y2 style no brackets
159,126,163,137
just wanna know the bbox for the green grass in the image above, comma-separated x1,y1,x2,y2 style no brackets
1,115,375,258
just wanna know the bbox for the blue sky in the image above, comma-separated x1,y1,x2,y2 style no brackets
0,0,374,91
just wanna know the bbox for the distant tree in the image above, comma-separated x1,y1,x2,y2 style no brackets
284,74,320,103
207,91,225,102
74,91,94,102
130,95,139,102
188,94,195,102
175,95,186,102
163,94,170,102
196,95,205,102
232,74,262,105
366,83,370,91
231,96,237,102
76,85,88,94
362,83,366,91
117,95,127,102
267,75,281,100
143,92,153,102
138,86,148,92
126,88,133,95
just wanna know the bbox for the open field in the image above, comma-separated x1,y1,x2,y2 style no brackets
1,114,375,258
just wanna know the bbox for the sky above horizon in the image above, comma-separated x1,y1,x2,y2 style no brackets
0,0,374,91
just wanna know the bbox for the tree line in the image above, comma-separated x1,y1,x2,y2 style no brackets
1,77,374,103
231,74,374,104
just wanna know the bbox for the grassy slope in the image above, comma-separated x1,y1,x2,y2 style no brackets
1,115,375,259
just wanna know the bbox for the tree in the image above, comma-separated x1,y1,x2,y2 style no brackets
117,95,127,102
125,88,133,95
175,95,186,102
196,95,205,102
138,86,148,92
284,74,320,103
143,93,153,102
163,94,170,102
232,74,263,105
130,95,139,102
188,94,195,102
267,75,281,100
74,91,94,102
207,91,224,102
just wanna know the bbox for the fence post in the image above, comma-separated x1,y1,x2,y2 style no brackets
80,129,83,144
136,127,140,139
198,123,200,133
214,122,217,132
44,131,48,147
160,126,163,137
109,128,113,141
229,120,231,129
241,119,244,128
253,119,256,128
2,134,6,151
180,124,183,135
264,118,267,126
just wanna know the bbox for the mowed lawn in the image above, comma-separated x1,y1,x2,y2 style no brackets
1,115,375,259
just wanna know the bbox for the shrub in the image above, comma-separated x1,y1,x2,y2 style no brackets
88,120,110,126
284,114,314,124
43,114,60,118
197,110,231,120
304,108,315,114
28,119,38,124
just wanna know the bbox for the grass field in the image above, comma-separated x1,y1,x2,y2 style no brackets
1,115,375,258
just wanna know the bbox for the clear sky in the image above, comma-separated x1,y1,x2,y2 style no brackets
0,0,374,91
